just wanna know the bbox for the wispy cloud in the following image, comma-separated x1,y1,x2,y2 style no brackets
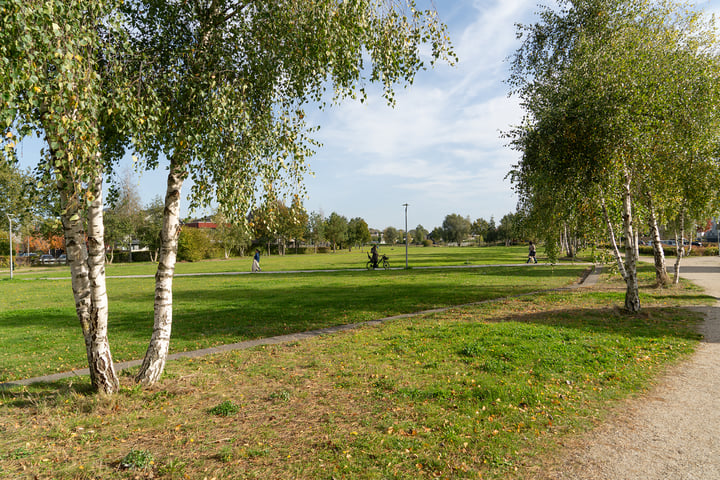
304,0,542,227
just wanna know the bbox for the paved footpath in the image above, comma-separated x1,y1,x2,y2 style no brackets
545,256,720,480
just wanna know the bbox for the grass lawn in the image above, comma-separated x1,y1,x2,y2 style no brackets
0,249,715,479
1,261,587,382
0,245,564,280
0,272,712,479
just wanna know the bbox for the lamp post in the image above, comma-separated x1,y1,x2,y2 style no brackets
403,203,408,269
6,213,13,280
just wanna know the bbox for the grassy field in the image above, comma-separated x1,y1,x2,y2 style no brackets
1,256,586,382
0,248,715,479
1,245,557,279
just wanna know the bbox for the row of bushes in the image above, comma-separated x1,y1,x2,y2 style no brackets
637,245,719,257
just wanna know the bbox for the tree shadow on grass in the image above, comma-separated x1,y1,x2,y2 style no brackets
0,377,95,406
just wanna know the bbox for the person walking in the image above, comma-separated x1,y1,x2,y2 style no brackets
252,249,261,272
527,241,537,264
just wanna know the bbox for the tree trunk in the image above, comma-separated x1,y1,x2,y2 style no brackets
673,210,686,285
622,179,640,313
60,173,119,394
600,192,628,281
647,197,669,286
136,165,184,385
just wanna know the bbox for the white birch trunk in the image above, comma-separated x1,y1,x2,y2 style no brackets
135,166,184,385
60,173,119,394
647,197,669,286
673,210,685,285
600,192,628,281
622,178,640,313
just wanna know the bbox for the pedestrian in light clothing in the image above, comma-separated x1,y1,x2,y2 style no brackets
527,241,537,264
252,249,261,272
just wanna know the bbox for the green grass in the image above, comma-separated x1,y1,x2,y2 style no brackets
0,263,587,381
0,249,715,478
0,281,709,479
0,245,569,280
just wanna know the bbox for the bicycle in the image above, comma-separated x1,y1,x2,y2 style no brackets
366,252,390,270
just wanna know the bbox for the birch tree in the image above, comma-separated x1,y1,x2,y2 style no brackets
1,0,140,393
508,0,720,312
126,0,455,384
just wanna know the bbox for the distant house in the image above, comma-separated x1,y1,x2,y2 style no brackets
702,218,719,243
184,221,218,230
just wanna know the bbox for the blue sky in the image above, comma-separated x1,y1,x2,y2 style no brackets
15,0,720,233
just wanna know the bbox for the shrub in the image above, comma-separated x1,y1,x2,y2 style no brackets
704,247,719,256
178,227,212,262
422,239,433,247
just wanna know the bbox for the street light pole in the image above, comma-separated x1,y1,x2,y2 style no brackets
403,203,408,269
6,213,13,280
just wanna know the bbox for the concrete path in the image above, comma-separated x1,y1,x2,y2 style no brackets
548,256,720,480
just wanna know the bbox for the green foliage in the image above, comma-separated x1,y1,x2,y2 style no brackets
119,449,154,470
383,226,399,245
507,0,720,311
136,196,165,259
347,217,371,248
442,213,472,245
177,227,212,262
324,212,348,251
208,400,240,417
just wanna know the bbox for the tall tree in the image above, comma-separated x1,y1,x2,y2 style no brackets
497,212,519,247
471,218,490,244
105,168,144,262
126,0,454,384
1,0,139,393
0,157,35,231
508,0,720,312
306,211,325,253
347,217,371,250
442,213,471,246
324,212,348,252
430,226,444,244
413,224,428,244
383,226,399,245
137,196,165,262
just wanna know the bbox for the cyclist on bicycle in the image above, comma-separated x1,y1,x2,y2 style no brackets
371,244,379,268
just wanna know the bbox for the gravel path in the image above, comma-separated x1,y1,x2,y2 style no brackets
545,256,720,480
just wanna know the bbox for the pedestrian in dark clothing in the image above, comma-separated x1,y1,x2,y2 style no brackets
527,241,537,264
252,249,261,272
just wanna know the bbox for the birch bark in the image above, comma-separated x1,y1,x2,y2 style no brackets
59,172,119,394
673,210,686,285
647,196,670,286
622,177,640,313
135,165,184,385
600,192,628,281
